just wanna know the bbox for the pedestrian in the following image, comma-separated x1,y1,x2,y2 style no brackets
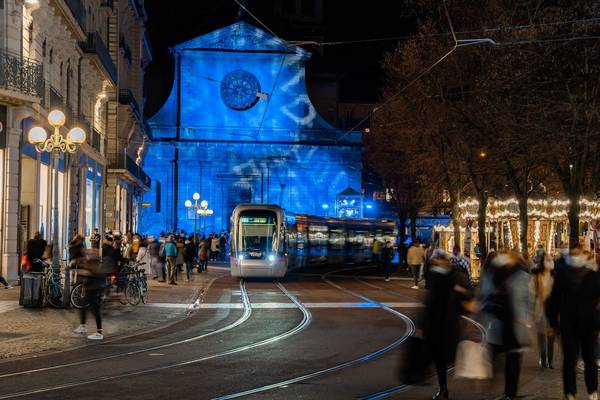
0,274,12,289
26,231,47,272
90,228,101,249
211,234,220,261
198,244,208,272
68,233,85,269
130,234,141,261
422,242,435,289
147,236,164,281
372,239,382,264
219,231,227,261
184,236,196,281
136,238,151,269
407,240,425,289
546,246,600,400
163,235,178,285
423,249,474,400
381,241,395,282
176,236,185,274
480,251,531,400
531,250,555,369
449,245,472,284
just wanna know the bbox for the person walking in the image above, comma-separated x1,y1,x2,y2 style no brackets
407,240,425,289
423,249,474,400
198,244,208,272
68,234,85,269
163,236,178,285
219,231,227,261
210,234,220,261
176,237,185,274
184,237,196,281
146,236,163,281
0,274,12,289
480,251,531,400
90,228,101,249
546,246,600,400
531,251,555,369
450,246,472,285
136,238,151,269
381,241,395,282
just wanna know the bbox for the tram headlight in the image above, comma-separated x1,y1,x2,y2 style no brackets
268,254,276,262
238,254,245,261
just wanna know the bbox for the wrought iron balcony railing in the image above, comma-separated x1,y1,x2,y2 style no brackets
0,49,44,98
80,32,117,84
111,153,151,189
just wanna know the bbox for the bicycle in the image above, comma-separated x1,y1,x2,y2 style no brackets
70,266,130,309
122,261,148,306
34,259,64,308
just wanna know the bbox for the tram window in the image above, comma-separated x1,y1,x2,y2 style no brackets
309,225,328,248
329,228,345,250
374,229,384,243
354,230,368,249
238,211,278,257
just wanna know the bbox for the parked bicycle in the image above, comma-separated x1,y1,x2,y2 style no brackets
122,261,148,306
71,267,128,309
33,259,63,308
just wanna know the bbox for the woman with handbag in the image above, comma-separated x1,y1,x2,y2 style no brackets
422,249,474,400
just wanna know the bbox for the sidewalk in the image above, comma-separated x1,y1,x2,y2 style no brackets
0,267,226,360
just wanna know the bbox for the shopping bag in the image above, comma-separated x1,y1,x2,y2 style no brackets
398,336,433,384
454,340,492,379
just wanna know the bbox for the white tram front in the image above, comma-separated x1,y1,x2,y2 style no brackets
230,204,397,279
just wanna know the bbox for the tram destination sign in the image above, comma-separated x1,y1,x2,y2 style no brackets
240,217,269,224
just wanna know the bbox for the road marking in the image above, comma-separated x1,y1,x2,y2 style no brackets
143,301,422,310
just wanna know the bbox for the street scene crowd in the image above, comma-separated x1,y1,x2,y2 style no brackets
378,240,600,400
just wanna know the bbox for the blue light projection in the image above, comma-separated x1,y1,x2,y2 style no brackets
140,22,363,234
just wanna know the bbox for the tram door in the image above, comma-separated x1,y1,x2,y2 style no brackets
226,184,252,231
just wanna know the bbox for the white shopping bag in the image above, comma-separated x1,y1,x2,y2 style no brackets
454,340,492,380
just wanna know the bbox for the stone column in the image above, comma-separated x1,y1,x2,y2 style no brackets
3,126,22,280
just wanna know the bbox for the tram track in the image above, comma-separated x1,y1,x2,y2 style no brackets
210,265,416,399
0,280,311,399
0,277,251,380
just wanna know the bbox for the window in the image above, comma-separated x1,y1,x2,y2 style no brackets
155,180,161,212
238,211,278,257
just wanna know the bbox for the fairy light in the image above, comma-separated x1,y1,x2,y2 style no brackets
533,220,541,247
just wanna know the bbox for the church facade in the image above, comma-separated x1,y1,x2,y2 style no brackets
141,21,362,234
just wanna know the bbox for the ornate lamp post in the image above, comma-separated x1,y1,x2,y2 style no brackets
184,192,201,247
198,200,213,236
28,110,86,308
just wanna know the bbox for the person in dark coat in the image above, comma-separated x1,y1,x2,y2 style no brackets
68,234,85,268
184,237,196,281
381,241,395,282
480,251,530,400
101,237,123,275
26,232,47,272
423,249,474,400
546,247,600,400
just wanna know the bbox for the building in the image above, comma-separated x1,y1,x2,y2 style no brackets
141,20,363,235
0,0,151,281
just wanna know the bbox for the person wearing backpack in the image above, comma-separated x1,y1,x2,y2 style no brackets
163,236,178,285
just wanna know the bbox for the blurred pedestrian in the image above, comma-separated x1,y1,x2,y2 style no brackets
423,243,435,289
176,236,185,274
210,234,219,261
163,235,178,285
381,241,395,282
531,251,555,369
407,240,424,289
480,251,531,400
136,238,150,269
90,228,101,249
68,233,85,269
219,231,227,261
198,244,208,272
450,246,472,284
546,246,600,400
423,249,474,400
147,236,164,281
0,274,12,289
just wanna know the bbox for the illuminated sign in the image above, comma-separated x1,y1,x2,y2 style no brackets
240,217,269,224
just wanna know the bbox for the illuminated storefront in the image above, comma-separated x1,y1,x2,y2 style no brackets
141,21,363,234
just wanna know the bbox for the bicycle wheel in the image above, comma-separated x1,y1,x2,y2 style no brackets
46,282,64,308
125,282,141,306
140,277,149,304
70,283,89,309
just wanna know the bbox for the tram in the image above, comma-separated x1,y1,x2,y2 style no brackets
230,204,397,278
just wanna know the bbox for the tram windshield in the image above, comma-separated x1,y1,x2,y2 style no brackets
238,211,278,257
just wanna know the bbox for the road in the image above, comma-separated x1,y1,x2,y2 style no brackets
0,265,569,399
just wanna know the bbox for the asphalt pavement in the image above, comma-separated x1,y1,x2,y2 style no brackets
0,264,590,399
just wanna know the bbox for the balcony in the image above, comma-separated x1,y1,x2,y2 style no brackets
80,32,117,84
111,153,151,190
118,89,141,120
64,0,86,33
0,50,44,101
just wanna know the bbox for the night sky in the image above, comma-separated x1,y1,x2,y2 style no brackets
143,0,415,119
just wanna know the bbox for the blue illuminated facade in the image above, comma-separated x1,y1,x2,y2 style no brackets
140,21,362,234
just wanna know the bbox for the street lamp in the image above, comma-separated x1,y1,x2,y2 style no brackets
184,192,201,247
197,200,213,235
28,109,86,308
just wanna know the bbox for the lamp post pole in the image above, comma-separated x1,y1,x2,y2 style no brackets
185,192,201,250
27,110,86,308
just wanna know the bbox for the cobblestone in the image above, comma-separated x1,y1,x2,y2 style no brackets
0,268,225,360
